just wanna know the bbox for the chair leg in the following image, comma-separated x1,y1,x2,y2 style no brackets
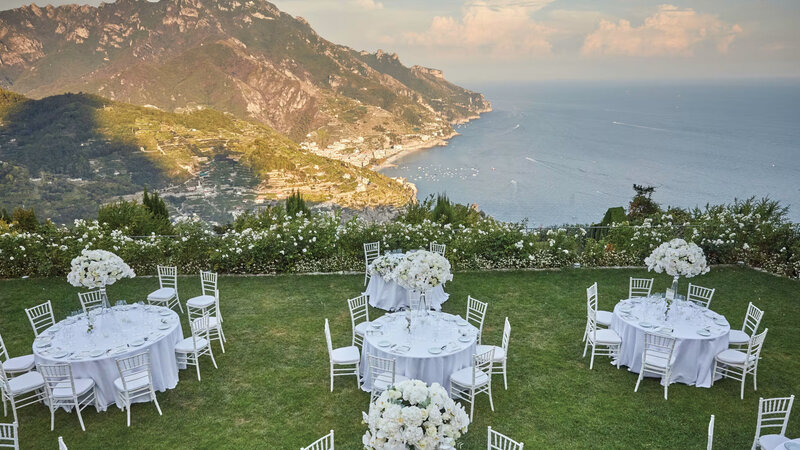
217,327,226,353
488,385,494,412
582,339,589,358
589,346,596,370
10,397,18,426
503,361,508,390
469,389,475,421
195,355,202,381
76,402,86,431
209,348,218,369
753,368,758,391
711,361,718,386
634,372,643,392
740,372,746,400
330,364,334,392
126,400,131,427
50,404,55,431
152,391,163,416
355,363,361,388
220,325,227,343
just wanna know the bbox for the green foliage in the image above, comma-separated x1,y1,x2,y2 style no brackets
97,200,172,236
11,207,38,232
285,191,309,217
628,184,661,220
590,206,626,240
142,188,169,221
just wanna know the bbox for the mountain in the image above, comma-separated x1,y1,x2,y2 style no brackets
0,0,491,168
0,88,416,223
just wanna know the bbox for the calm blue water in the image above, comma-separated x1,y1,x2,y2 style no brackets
381,80,800,226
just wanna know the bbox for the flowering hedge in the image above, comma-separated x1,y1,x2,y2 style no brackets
1,198,798,279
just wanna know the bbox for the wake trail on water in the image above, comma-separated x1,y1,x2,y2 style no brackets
612,121,671,132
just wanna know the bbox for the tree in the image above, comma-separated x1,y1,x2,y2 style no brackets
142,187,169,221
628,184,661,221
286,191,309,217
11,207,38,232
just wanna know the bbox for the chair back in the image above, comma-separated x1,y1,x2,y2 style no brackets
25,300,55,337
189,314,212,351
324,319,334,358
115,351,154,396
0,333,10,365
742,302,764,336
643,332,676,369
745,328,768,367
39,363,77,400
429,242,446,257
347,295,369,327
586,283,598,312
754,395,794,446
78,288,107,314
501,317,511,353
0,366,11,393
58,436,67,450
467,295,488,337
488,426,524,450
301,430,334,450
157,265,178,289
363,242,380,269
687,283,715,308
368,355,398,390
200,271,218,297
474,347,495,386
585,305,598,341
0,421,18,450
707,415,714,450
629,278,654,298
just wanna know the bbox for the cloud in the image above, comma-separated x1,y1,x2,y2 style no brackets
354,0,383,11
404,0,554,59
581,4,742,57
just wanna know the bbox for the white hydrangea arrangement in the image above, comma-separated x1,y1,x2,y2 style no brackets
644,238,710,278
369,253,405,282
362,379,470,449
393,250,453,292
67,249,136,289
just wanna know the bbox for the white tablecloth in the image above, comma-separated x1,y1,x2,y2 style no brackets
364,276,449,311
611,296,730,388
776,439,800,450
32,305,183,411
360,312,477,392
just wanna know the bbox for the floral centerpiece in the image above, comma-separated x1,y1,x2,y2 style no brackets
393,250,453,293
362,379,470,450
67,249,136,289
644,238,709,306
369,253,405,282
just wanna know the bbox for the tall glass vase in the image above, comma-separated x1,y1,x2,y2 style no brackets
670,276,679,298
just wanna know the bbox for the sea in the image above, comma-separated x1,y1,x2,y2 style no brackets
380,80,800,226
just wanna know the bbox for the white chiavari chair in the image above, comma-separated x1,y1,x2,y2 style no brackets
58,436,67,450
39,363,98,431
0,422,18,450
24,301,55,338
629,277,654,298
707,415,715,450
186,271,217,311
450,347,495,421
301,429,334,450
752,395,794,450
687,283,715,309
347,295,370,348
77,288,107,314
363,242,380,286
429,242,446,257
324,319,360,392
0,365,44,425
729,302,764,350
583,283,611,341
0,333,34,377
477,317,511,390
113,351,162,427
488,426,524,450
175,314,218,381
634,332,677,399
147,265,182,312
467,296,488,345
582,303,621,370
713,328,768,399
189,288,226,353
367,355,408,403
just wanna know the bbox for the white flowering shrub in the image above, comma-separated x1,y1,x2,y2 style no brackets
362,379,469,449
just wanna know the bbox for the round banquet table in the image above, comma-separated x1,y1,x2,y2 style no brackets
32,304,183,411
360,311,477,392
776,439,800,450
364,276,448,311
610,296,730,388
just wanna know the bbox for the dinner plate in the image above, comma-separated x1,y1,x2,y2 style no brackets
458,336,472,343
378,340,391,347
159,310,172,316
713,318,727,326
697,329,712,336
784,442,800,450
89,349,105,357
130,339,145,347
393,345,410,354
110,347,127,355
457,322,469,327
35,341,51,349
428,347,443,355
158,324,171,330
49,349,68,359
639,322,655,328
371,323,382,329
657,327,672,334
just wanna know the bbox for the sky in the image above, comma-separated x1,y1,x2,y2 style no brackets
2,0,799,84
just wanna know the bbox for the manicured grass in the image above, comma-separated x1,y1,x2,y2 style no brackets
0,267,798,448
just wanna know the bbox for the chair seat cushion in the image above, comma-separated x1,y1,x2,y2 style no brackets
186,295,215,308
2,354,35,373
175,337,209,353
643,352,672,369
593,329,621,345
728,329,750,345
759,434,790,450
114,374,150,393
450,367,490,387
52,378,94,398
716,349,756,365
597,310,613,327
476,345,506,362
354,321,370,336
7,371,44,395
373,373,410,391
331,346,360,364
148,288,176,300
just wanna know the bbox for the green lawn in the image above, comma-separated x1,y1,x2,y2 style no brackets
0,267,798,449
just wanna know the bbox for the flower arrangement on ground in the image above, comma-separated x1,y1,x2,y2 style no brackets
67,249,136,289
362,379,470,449
393,250,453,293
